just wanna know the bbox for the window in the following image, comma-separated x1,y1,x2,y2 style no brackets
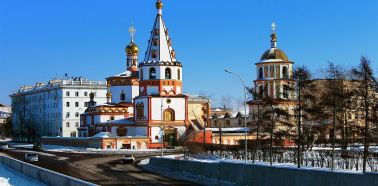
282,66,289,79
155,135,159,140
75,102,79,107
66,102,70,107
238,118,243,125
66,122,70,128
120,92,126,101
66,91,70,96
110,116,115,120
163,109,175,121
75,122,79,127
151,51,157,58
153,39,158,46
165,68,171,79
149,68,156,79
75,112,79,117
136,106,144,119
66,112,70,118
75,92,79,97
226,120,230,126
70,132,76,137
84,92,88,97
177,69,181,80
258,67,263,79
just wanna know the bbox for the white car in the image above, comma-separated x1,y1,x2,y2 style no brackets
25,153,39,162
0,142,8,151
122,154,135,164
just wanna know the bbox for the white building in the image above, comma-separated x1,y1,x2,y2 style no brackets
10,77,107,137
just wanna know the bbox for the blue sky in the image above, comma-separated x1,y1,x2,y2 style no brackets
1,0,377,106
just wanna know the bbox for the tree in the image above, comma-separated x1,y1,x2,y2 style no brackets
247,87,263,163
260,94,292,166
293,66,314,168
350,56,377,173
320,62,348,170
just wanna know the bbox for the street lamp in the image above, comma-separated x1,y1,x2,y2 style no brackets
148,86,164,157
224,69,248,164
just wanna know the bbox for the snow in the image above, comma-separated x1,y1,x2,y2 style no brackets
90,132,112,138
0,164,46,186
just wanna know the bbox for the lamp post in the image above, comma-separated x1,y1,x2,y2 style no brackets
148,86,164,157
225,69,248,164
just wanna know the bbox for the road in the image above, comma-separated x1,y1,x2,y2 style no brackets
0,148,199,186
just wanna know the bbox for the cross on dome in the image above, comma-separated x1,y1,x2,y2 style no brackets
128,25,136,42
271,22,276,33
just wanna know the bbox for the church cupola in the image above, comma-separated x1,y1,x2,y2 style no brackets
125,25,139,72
254,22,294,100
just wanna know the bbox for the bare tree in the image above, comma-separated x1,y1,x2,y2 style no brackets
320,62,348,170
293,66,314,168
350,56,377,173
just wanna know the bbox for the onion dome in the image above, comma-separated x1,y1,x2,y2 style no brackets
260,48,289,61
125,42,139,55
260,22,289,61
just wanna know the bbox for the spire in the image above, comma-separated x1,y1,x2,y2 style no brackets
271,22,277,48
144,0,176,62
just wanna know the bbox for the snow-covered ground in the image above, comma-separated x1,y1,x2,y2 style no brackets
0,164,46,186
161,154,376,173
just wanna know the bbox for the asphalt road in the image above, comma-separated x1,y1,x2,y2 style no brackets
0,148,199,186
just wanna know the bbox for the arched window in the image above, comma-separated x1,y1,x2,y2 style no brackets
258,67,263,79
177,69,181,80
163,109,175,121
165,68,171,79
120,91,126,101
282,66,289,79
149,68,156,79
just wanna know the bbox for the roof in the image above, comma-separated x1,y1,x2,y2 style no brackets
142,2,176,63
260,47,289,61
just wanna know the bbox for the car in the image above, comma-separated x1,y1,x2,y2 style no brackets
0,142,8,151
25,153,39,163
122,154,135,164
33,142,43,151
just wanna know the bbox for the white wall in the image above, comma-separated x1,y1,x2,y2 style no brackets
110,85,139,103
150,97,186,121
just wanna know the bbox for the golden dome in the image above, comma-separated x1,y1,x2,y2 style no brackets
156,0,163,9
125,42,139,55
106,91,112,98
260,48,289,61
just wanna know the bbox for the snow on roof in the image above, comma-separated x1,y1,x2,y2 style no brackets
91,132,113,138
109,70,133,78
97,118,135,125
208,127,250,132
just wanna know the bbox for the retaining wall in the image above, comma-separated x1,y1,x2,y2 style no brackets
0,155,98,186
149,157,378,186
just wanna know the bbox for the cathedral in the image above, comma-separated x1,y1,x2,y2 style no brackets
78,0,189,149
